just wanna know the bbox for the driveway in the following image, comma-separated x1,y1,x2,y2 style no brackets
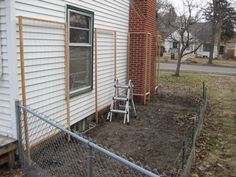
160,63,236,74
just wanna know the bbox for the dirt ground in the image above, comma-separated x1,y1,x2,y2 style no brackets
0,87,200,177
86,88,199,175
0,165,29,177
159,71,236,177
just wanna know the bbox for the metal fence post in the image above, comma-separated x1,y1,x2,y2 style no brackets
181,141,186,170
202,82,205,99
87,146,93,177
15,100,26,167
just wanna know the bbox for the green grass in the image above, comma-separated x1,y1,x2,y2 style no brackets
159,71,236,177
159,56,236,67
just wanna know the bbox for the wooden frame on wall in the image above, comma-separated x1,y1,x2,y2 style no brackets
18,16,70,163
94,28,117,124
128,32,152,105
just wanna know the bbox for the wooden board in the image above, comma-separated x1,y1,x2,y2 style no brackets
0,135,17,168
0,135,17,148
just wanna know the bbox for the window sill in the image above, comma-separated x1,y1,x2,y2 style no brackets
69,87,93,98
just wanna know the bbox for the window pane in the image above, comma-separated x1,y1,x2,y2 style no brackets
69,46,91,92
70,28,89,43
70,11,90,29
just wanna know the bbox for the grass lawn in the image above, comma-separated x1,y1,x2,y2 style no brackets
159,56,236,67
159,71,236,177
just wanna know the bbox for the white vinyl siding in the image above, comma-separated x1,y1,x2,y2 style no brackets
15,0,129,125
0,0,12,136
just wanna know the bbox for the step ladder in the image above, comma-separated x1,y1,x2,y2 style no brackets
107,79,137,124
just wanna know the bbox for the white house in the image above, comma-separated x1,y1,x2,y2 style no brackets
0,0,158,140
164,22,219,58
0,0,132,139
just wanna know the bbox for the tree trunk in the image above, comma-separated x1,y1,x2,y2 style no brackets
175,54,182,76
208,44,214,64
216,19,223,58
209,21,216,64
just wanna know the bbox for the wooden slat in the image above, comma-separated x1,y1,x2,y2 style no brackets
144,33,148,105
127,32,130,82
114,31,117,80
19,16,31,164
94,28,116,124
148,34,151,101
64,23,70,131
22,16,65,25
0,143,17,156
95,28,99,124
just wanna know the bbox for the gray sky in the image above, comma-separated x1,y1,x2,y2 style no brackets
169,0,236,11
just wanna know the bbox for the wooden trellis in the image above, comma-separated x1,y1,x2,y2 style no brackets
127,32,152,105
94,28,117,124
18,16,70,163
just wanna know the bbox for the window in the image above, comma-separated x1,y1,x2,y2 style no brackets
173,42,178,49
219,46,224,54
67,6,94,97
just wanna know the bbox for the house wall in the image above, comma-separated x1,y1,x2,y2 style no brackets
0,0,12,136
196,44,218,58
15,0,130,129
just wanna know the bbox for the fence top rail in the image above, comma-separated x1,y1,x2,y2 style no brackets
17,103,160,177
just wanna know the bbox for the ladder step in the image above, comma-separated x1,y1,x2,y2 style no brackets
113,97,128,101
115,85,130,89
119,104,133,109
111,109,127,114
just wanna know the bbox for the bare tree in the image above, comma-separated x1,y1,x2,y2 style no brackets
205,0,236,64
157,0,177,39
166,0,206,76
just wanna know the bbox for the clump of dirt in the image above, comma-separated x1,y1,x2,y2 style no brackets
86,88,200,175
0,165,29,177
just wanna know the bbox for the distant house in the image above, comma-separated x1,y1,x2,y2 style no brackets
0,0,157,139
164,22,228,59
225,33,236,59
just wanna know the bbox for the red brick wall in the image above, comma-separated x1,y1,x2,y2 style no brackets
129,0,157,103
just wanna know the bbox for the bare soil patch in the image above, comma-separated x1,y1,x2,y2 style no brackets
0,165,29,177
86,88,199,175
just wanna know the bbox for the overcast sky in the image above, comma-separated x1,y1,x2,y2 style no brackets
169,0,236,11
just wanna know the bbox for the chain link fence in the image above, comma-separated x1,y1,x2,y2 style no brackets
172,82,208,177
16,101,160,177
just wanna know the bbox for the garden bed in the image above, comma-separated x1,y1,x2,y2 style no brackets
86,87,200,175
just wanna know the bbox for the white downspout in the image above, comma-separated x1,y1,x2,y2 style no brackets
6,0,18,138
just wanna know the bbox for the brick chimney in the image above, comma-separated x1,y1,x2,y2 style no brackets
128,0,157,104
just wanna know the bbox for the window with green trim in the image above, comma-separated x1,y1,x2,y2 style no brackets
67,6,94,97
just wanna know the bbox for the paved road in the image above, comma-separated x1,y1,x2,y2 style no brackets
160,63,236,74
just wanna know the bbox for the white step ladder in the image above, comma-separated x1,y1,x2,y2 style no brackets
107,79,137,124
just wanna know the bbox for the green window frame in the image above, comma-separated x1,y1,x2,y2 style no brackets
67,5,94,98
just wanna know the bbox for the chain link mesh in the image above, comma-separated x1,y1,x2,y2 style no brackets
17,105,159,177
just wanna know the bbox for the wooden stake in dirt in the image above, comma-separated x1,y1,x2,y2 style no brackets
148,33,152,101
64,23,71,140
127,32,130,82
129,32,151,104
94,28,117,124
94,28,98,124
18,16,31,164
144,33,148,105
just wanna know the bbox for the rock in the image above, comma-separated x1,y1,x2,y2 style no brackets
191,173,199,177
217,163,224,169
198,165,205,171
